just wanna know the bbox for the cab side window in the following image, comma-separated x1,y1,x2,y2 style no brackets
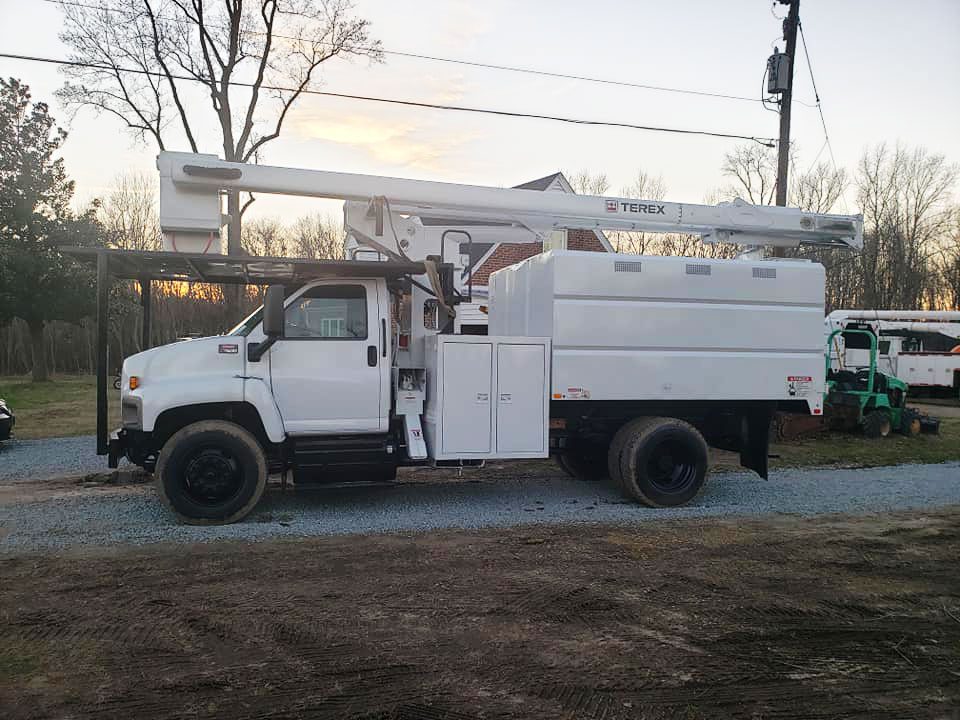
284,285,367,339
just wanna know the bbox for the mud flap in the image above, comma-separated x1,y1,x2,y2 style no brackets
740,404,774,479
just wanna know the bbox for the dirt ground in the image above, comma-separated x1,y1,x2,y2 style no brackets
2,507,959,719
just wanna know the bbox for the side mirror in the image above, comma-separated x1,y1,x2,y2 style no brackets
262,285,285,338
248,285,285,362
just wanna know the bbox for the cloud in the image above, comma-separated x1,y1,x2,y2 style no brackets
289,112,471,171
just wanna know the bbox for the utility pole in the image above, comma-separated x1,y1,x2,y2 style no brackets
775,0,800,207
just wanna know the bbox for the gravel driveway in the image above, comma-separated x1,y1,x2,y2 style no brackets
0,435,123,483
1,457,958,551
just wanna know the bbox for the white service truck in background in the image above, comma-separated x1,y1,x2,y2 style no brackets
107,152,862,524
826,311,960,397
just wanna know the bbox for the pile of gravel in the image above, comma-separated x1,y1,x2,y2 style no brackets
1,461,958,552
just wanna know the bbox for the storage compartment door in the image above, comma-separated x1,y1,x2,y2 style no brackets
496,343,547,454
441,342,492,454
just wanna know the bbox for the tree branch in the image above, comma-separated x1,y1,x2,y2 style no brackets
142,0,199,152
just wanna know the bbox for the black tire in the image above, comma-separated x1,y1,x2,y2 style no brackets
155,420,267,525
555,443,608,481
862,410,892,439
617,417,708,508
608,418,658,493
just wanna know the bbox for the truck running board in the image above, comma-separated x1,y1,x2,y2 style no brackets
291,434,394,469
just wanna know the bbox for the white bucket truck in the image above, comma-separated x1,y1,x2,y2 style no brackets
94,152,862,524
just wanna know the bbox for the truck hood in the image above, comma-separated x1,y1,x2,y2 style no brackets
122,336,244,386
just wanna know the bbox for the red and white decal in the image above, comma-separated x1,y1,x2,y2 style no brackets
786,375,813,397
219,343,239,354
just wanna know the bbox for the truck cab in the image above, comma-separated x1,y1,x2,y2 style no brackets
120,276,396,481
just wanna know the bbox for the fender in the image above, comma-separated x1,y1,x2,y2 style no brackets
242,376,286,443
138,375,245,431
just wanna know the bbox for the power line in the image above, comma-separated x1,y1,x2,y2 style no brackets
798,21,839,172
39,0,802,106
797,20,849,211
0,51,777,146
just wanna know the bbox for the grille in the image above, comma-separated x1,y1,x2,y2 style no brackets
685,263,711,276
752,267,777,279
614,261,642,273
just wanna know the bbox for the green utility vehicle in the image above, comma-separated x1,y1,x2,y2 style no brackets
825,328,920,438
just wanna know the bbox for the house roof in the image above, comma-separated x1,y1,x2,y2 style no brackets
512,173,566,191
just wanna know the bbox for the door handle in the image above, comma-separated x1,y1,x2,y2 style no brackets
367,345,377,367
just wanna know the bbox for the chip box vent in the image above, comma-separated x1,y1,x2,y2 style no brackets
614,261,642,273
685,263,711,276
752,267,777,279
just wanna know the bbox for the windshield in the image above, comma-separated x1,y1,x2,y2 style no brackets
227,305,264,337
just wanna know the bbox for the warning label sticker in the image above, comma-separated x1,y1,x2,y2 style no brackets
786,375,813,397
563,387,591,400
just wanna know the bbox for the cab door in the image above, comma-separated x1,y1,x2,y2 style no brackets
268,280,386,434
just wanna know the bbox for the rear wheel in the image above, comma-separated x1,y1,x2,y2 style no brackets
555,442,608,481
608,418,657,492
863,410,892,439
156,420,267,525
616,417,708,507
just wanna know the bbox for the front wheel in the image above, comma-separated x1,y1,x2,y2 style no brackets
155,420,267,525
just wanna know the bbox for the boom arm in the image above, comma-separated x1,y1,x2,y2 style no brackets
158,151,864,251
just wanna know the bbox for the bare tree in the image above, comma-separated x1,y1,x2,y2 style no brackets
291,212,344,259
58,0,382,315
721,144,780,206
608,171,667,254
242,216,290,256
855,143,958,309
934,207,960,310
100,172,163,250
567,170,610,196
792,162,848,215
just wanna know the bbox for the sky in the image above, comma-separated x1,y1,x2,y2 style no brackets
0,0,958,222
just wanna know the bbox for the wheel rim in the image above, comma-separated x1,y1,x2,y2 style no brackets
645,437,699,494
183,446,243,506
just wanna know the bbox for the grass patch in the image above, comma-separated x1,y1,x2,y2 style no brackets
769,417,960,469
0,375,119,440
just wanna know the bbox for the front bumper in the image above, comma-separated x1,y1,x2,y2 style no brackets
107,428,159,472
108,429,125,468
